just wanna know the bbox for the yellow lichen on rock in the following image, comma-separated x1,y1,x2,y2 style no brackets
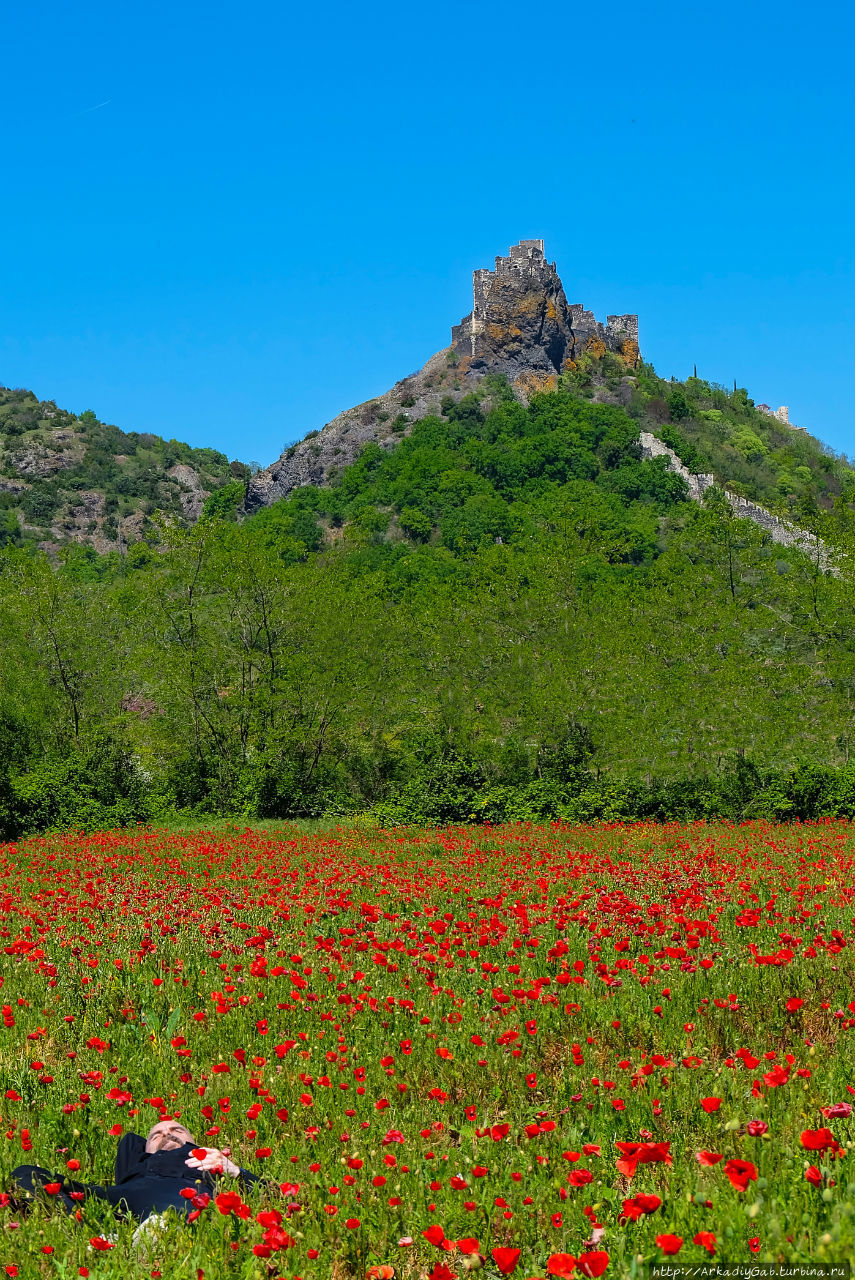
514,293,543,316
621,340,639,367
515,371,558,398
586,338,607,359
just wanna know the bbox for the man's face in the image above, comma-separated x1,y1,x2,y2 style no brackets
145,1120,196,1153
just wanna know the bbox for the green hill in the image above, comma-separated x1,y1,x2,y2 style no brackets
0,385,249,553
3,370,855,837
2,240,855,835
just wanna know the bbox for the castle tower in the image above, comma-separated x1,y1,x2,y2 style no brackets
451,241,638,379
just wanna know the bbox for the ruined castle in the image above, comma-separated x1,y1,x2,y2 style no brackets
451,240,639,380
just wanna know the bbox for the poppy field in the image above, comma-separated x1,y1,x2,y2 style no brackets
0,821,853,1279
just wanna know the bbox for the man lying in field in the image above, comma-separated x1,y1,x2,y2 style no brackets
10,1119,262,1225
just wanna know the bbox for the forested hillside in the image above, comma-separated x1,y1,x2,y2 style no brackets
0,386,249,552
3,368,855,838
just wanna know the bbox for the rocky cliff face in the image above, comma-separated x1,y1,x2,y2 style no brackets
245,241,639,511
0,386,245,552
451,240,638,389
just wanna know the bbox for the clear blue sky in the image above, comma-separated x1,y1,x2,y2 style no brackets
2,0,853,465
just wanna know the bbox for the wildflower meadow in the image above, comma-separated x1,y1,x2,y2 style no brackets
0,821,853,1279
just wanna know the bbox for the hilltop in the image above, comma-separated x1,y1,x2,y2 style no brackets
0,386,249,553
2,242,850,557
247,240,853,528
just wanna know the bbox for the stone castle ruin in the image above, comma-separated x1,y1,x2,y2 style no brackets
451,240,639,386
248,238,823,566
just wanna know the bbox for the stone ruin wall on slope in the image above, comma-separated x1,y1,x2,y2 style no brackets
639,431,828,560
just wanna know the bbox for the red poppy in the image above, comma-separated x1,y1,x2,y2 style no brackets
621,1193,661,1221
700,1097,721,1113
805,1165,823,1186
547,1255,577,1277
694,1232,716,1254
427,1266,456,1280
696,1150,723,1166
615,1141,671,1178
656,1235,683,1255
801,1128,838,1152
723,1159,757,1192
577,1252,609,1277
492,1247,521,1275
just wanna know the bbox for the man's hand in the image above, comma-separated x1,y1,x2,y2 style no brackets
185,1146,240,1177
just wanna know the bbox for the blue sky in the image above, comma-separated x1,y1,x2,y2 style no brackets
2,0,853,465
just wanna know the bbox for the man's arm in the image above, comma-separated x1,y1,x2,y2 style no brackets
114,1133,147,1183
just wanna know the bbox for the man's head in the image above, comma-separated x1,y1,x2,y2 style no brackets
145,1120,196,1154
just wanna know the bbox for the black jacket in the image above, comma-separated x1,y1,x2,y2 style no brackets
111,1133,260,1220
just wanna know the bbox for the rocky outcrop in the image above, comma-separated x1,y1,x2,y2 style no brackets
245,350,464,510
451,240,638,385
5,429,84,478
168,463,208,521
247,241,639,511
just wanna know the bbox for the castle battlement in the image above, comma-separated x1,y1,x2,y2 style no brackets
452,241,639,378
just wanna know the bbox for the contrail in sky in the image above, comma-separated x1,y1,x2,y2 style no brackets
74,99,112,117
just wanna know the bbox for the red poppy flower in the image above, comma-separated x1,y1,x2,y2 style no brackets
801,1128,838,1152
723,1159,757,1192
656,1235,683,1255
805,1165,823,1186
700,1097,721,1113
577,1251,609,1277
763,1064,790,1087
457,1238,479,1254
423,1225,446,1248
694,1232,716,1254
696,1150,723,1166
621,1193,661,1221
491,1248,521,1275
547,1255,578,1277
215,1190,244,1215
615,1141,671,1178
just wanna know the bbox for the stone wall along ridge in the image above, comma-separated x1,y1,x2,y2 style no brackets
638,430,831,564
